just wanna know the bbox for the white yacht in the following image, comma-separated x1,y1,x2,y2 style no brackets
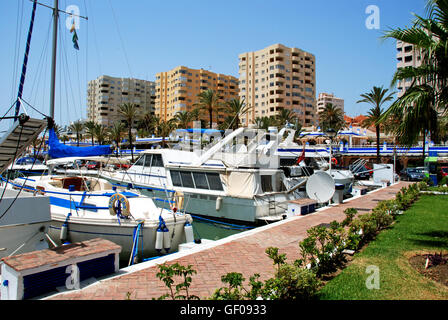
101,128,309,224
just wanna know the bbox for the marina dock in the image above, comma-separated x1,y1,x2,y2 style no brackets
43,181,411,300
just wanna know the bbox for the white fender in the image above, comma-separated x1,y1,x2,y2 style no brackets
155,230,164,253
184,222,194,243
216,196,223,211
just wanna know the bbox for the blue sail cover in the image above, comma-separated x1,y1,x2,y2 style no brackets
48,128,112,158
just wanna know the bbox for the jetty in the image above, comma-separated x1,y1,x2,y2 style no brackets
40,181,411,300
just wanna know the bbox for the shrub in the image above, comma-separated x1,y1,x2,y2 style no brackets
438,175,448,186
261,264,321,300
210,272,247,300
210,247,321,300
422,176,433,186
296,223,347,277
155,262,199,300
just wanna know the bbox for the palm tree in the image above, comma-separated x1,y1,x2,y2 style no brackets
84,120,97,146
275,109,297,127
53,123,63,138
380,0,448,157
60,135,69,145
221,98,249,129
357,86,395,163
69,120,83,147
109,121,125,155
158,119,177,148
93,124,108,145
173,111,193,129
254,116,277,130
318,103,345,133
118,103,139,161
195,89,222,129
138,110,157,137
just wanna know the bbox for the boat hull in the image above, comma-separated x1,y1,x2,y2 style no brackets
47,215,188,262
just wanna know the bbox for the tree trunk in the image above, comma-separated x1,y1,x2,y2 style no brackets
422,131,426,160
129,126,133,162
209,107,213,129
376,124,380,164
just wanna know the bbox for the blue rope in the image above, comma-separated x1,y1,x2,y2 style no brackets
190,214,254,230
129,222,143,265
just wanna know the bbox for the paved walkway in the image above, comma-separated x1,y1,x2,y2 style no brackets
45,182,411,300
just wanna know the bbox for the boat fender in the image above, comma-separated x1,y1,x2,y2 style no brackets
60,212,72,241
108,193,130,217
184,222,194,243
155,215,169,253
216,196,223,211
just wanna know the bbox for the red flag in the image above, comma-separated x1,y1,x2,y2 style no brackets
296,144,306,165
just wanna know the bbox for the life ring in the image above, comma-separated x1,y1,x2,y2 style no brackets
109,193,130,216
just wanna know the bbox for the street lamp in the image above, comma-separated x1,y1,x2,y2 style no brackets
325,128,338,171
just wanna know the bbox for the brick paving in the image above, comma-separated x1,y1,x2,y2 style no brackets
45,182,411,300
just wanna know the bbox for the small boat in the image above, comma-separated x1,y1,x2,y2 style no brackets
9,174,193,264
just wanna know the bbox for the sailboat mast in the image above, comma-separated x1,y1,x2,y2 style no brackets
49,0,59,119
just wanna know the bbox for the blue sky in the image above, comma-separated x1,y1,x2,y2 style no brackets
0,0,427,128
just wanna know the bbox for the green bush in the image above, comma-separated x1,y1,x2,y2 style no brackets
261,264,321,300
210,247,321,300
438,175,448,186
422,176,433,186
296,222,347,277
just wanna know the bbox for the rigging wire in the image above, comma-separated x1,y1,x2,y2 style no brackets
108,0,133,77
10,0,25,105
28,17,52,117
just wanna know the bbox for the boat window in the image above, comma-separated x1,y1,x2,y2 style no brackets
170,170,223,191
170,170,182,187
206,173,223,191
261,175,273,192
180,171,195,188
134,155,145,166
151,154,164,167
144,154,153,167
193,172,209,189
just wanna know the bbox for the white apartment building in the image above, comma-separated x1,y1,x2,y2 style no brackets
317,93,344,114
396,40,422,97
238,43,316,126
87,75,156,126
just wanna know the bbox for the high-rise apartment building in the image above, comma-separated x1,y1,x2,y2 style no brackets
155,66,239,126
317,93,344,114
87,75,156,126
238,43,316,126
396,40,422,97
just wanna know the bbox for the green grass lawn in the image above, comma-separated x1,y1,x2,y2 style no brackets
318,194,448,300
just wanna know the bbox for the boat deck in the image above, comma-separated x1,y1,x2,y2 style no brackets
44,181,411,300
